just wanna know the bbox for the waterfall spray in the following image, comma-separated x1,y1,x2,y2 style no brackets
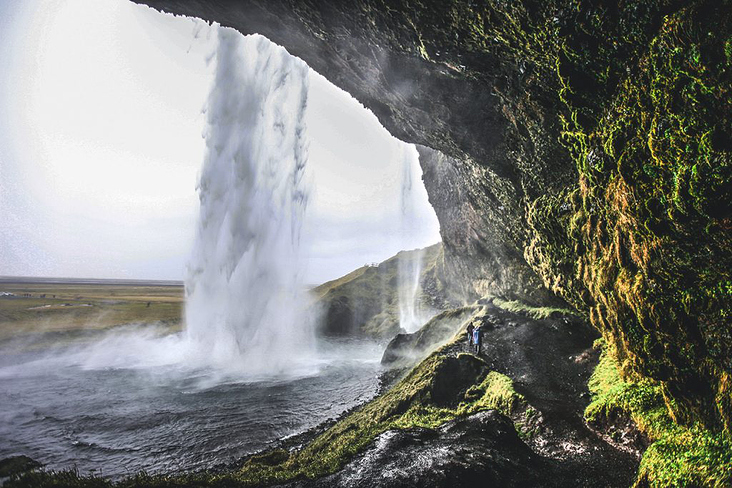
185,29,313,375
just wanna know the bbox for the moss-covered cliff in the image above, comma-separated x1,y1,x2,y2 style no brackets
139,0,732,456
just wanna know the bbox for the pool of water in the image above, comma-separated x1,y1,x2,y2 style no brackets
0,328,383,479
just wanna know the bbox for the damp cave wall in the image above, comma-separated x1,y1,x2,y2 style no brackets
135,0,732,432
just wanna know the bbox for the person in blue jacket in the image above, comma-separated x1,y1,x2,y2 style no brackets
473,325,483,355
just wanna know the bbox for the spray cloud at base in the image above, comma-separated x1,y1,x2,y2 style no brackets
7,28,325,383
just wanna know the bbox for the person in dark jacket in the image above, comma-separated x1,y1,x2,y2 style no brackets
466,323,475,349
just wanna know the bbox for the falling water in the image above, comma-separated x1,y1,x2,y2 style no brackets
398,146,427,333
185,29,314,375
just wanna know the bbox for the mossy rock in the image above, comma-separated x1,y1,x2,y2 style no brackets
586,345,732,488
0,456,41,478
232,338,523,486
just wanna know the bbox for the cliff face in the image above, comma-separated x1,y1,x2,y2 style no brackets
136,0,732,430
311,243,446,339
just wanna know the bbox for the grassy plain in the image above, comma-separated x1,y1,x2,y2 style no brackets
0,280,184,343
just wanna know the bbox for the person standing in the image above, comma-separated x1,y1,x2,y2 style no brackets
473,325,483,355
466,322,475,349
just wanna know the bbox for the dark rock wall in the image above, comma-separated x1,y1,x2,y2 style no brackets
136,0,732,430
417,145,555,304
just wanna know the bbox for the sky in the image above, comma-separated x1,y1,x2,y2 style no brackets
0,0,441,285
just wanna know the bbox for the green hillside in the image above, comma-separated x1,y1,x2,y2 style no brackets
312,243,447,340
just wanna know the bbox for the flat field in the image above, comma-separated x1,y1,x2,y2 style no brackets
0,279,184,343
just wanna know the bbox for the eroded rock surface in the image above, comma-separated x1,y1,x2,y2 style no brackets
305,411,545,488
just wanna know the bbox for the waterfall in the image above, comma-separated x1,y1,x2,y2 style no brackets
398,146,426,333
184,28,313,375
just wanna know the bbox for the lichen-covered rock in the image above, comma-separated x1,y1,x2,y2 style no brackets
137,0,732,431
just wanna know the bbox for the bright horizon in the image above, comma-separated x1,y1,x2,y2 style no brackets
0,0,441,285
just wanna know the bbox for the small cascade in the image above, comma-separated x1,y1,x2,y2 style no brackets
398,145,427,333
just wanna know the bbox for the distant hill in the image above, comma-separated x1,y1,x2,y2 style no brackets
312,242,449,340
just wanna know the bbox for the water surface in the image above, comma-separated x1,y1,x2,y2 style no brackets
0,331,383,479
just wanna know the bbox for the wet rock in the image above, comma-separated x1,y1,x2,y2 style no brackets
309,411,546,488
429,354,486,407
586,410,650,459
380,333,414,365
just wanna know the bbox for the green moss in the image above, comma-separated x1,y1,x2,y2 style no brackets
389,369,522,430
524,0,732,430
523,190,588,309
585,347,732,487
469,370,524,414
235,343,523,485
405,0,732,431
358,1,732,431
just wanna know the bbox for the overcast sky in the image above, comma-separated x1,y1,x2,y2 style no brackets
0,0,441,285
